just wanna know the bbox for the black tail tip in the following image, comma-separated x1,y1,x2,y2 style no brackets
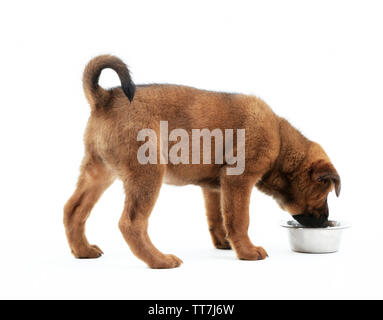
122,81,135,102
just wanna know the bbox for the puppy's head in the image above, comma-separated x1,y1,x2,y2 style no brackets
257,143,341,227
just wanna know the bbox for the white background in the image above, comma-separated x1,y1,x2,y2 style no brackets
0,0,382,299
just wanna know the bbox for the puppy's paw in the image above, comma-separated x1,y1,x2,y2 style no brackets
210,232,232,250
72,244,103,259
214,240,232,250
237,246,268,261
148,254,183,269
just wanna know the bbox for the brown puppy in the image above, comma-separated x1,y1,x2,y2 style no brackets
63,55,341,268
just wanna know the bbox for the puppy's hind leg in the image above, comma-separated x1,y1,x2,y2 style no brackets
202,188,231,249
118,167,182,269
63,155,115,258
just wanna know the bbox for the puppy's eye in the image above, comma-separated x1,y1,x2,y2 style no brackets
318,178,330,185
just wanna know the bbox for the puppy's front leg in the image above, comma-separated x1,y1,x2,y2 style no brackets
202,188,231,249
220,175,268,260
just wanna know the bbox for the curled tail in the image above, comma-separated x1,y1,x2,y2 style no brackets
82,55,135,109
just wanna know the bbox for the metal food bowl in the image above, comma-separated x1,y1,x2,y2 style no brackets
281,220,350,253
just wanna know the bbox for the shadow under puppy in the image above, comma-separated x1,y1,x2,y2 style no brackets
64,55,341,269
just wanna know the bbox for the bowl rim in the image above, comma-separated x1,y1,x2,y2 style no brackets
281,220,350,230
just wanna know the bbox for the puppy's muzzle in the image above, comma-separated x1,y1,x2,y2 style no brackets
292,201,329,228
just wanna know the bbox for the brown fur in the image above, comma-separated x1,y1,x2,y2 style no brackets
64,55,340,268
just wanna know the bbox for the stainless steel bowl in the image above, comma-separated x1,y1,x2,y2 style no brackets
281,220,350,253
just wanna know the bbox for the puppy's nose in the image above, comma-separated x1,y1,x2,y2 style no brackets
292,213,328,228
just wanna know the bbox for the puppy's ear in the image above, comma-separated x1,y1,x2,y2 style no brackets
310,161,341,197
